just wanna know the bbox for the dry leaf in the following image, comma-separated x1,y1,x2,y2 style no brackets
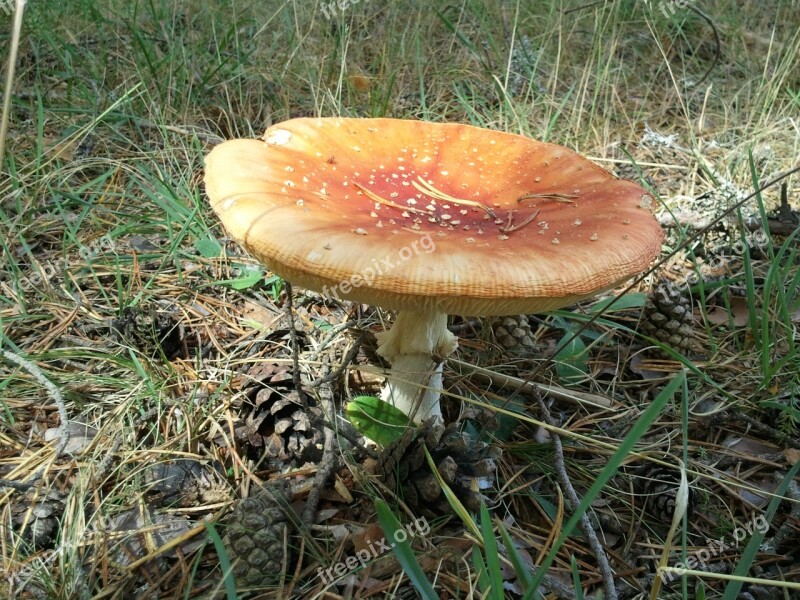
721,435,780,459
706,296,750,327
43,421,98,456
783,448,800,465
348,75,371,92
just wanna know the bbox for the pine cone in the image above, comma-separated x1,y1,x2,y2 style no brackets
492,315,536,352
640,281,694,354
223,481,293,587
110,305,183,359
235,363,323,468
635,465,696,523
10,486,67,549
143,459,231,508
374,420,501,518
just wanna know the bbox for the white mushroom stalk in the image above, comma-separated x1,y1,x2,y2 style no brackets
375,310,457,424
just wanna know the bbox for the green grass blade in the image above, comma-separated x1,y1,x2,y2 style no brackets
497,517,534,593
479,503,504,600
472,544,491,597
570,555,585,600
205,522,238,600
375,499,438,600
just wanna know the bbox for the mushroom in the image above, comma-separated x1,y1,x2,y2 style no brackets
204,118,663,424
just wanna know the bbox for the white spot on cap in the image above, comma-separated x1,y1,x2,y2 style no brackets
534,176,542,182
551,237,560,244
590,233,598,241
498,234,509,240
222,198,236,210
574,219,582,225
265,129,292,145
285,166,294,172
352,228,368,235
296,199,304,206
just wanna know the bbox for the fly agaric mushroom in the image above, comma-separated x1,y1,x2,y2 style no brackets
204,118,663,423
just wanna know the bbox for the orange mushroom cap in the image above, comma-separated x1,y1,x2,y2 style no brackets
204,117,663,315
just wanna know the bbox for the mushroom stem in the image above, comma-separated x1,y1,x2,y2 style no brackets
375,310,458,424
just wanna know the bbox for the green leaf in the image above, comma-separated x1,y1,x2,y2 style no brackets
346,396,413,447
195,238,223,258
375,499,438,600
216,268,264,290
554,332,588,384
590,293,647,313
695,579,706,600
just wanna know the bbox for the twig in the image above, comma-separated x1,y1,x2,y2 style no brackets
0,478,35,491
727,413,800,450
308,331,364,388
284,282,310,408
1,348,70,459
450,358,612,409
686,5,721,88
307,319,359,363
533,386,618,600
310,413,379,460
132,117,224,144
766,478,800,553
560,1,720,88
301,376,339,524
